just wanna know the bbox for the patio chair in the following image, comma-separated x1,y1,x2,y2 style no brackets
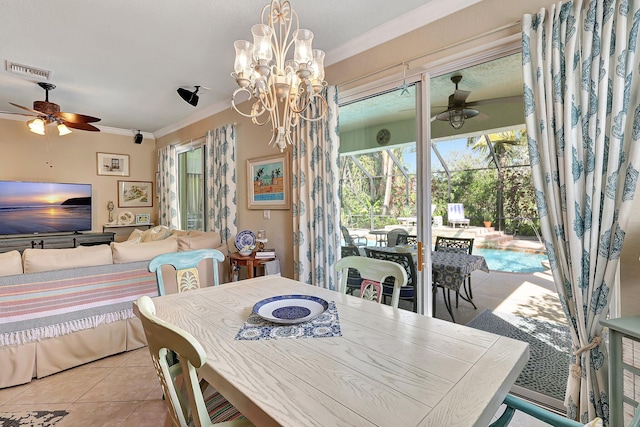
341,225,366,247
396,234,417,245
341,246,363,295
447,203,470,228
365,248,417,312
386,228,409,247
335,256,407,307
136,296,253,427
434,236,475,308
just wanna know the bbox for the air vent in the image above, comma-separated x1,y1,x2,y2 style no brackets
5,61,51,80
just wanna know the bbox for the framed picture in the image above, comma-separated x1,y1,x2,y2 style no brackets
97,152,130,176
118,180,153,208
246,152,290,209
136,213,151,225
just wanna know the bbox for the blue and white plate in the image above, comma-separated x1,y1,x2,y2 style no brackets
253,295,329,324
235,230,256,251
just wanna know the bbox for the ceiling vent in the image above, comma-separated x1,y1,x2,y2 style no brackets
5,61,51,80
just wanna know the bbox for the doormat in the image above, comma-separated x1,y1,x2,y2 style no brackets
466,310,571,402
0,410,68,427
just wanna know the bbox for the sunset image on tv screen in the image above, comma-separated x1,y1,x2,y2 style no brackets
0,181,92,235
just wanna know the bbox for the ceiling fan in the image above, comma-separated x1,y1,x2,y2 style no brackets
432,74,520,130
2,82,101,135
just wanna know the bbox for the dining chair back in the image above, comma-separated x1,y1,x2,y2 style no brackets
341,246,363,294
385,228,409,247
490,394,599,427
148,248,225,296
433,236,476,321
364,248,417,311
335,256,407,308
136,296,252,427
396,234,418,245
341,225,366,247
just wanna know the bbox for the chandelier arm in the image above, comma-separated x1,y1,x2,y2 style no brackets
231,87,272,122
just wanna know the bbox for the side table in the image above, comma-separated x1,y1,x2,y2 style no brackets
228,252,276,281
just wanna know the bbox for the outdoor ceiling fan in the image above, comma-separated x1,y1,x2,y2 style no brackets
2,82,101,135
432,74,520,130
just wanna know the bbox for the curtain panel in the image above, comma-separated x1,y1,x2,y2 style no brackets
157,144,179,229
523,0,640,423
292,86,341,289
205,125,237,244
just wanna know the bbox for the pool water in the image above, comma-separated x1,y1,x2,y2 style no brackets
474,248,548,273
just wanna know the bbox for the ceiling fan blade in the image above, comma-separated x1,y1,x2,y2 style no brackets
452,89,471,106
0,110,37,118
465,95,523,107
475,112,491,121
9,102,44,116
55,112,101,123
64,121,101,132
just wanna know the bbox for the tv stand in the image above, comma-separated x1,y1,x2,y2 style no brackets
0,232,115,253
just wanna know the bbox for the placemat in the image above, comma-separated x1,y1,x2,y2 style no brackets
235,302,342,340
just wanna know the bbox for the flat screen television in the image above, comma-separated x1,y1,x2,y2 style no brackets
0,180,92,236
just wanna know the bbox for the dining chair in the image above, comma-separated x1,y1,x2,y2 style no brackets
335,256,407,307
148,248,225,296
385,228,409,247
340,225,366,247
434,236,476,309
490,394,601,427
136,296,253,427
341,245,363,295
364,248,417,312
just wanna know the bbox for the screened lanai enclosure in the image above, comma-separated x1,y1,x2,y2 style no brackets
339,52,541,240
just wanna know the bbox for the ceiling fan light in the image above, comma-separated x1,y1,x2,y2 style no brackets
57,123,72,136
27,118,46,135
449,109,465,129
177,86,199,107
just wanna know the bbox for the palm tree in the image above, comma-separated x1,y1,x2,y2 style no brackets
467,131,526,230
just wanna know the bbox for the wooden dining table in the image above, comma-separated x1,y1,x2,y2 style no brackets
142,275,529,427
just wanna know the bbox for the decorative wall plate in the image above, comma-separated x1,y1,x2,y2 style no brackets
118,210,135,225
235,230,256,250
253,294,329,324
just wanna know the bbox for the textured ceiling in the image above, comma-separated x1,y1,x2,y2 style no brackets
0,0,480,137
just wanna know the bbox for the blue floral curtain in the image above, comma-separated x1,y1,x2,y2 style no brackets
204,125,237,244
292,86,341,288
522,1,640,424
157,144,179,229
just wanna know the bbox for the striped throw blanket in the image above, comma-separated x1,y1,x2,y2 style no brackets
0,261,158,346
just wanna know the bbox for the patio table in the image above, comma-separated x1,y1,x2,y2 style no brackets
368,229,389,246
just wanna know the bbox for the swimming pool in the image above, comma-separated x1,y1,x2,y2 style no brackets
474,248,548,273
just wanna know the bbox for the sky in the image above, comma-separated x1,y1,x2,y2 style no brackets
0,181,91,207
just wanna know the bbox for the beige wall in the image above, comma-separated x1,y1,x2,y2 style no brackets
0,118,157,234
156,110,294,279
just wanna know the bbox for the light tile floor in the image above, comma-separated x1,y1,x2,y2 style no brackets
0,269,565,426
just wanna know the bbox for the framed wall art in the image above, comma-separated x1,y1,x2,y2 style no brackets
246,152,290,210
97,152,130,176
118,180,153,208
136,213,151,224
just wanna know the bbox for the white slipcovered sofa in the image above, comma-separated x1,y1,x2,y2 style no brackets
0,226,230,389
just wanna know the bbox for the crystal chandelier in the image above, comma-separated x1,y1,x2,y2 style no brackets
231,0,327,151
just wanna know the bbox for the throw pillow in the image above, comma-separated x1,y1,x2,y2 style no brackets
22,245,114,273
0,250,23,276
111,235,178,263
141,225,172,242
126,229,144,243
177,231,222,251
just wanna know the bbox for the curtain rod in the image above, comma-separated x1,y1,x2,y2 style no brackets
337,20,521,89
